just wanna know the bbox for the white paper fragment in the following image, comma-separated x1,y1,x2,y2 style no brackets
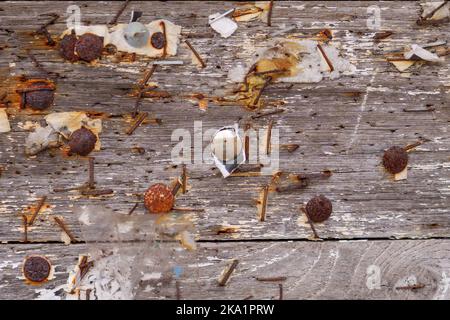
209,13,238,38
394,167,408,181
404,44,445,62
45,112,102,150
0,109,11,133
227,64,247,83
227,39,356,84
63,20,182,58
390,60,416,72
25,125,60,156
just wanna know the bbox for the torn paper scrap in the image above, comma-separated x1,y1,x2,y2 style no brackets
404,44,445,62
209,12,238,38
45,112,102,150
63,19,181,57
0,109,11,133
25,125,61,156
233,1,270,22
389,60,417,72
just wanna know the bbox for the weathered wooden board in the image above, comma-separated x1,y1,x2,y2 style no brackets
1,240,450,300
0,1,449,299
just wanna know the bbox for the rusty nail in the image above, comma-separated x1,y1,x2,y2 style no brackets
81,189,114,196
185,40,206,68
301,207,320,239
22,215,28,243
28,196,47,226
252,76,272,108
126,112,148,135
218,259,239,286
181,164,187,194
54,216,77,243
305,195,333,223
265,119,274,155
176,280,181,300
160,21,168,57
171,207,205,212
382,146,408,174
109,0,131,25
256,276,287,282
317,44,334,72
267,0,274,26
259,185,269,222
279,283,283,300
128,203,139,215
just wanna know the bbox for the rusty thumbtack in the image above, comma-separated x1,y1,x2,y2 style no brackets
218,259,239,286
144,183,175,213
88,157,95,189
28,196,47,226
22,215,28,243
23,256,52,283
54,216,78,243
185,40,206,68
317,44,334,72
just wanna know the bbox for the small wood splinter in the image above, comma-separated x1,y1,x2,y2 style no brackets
54,216,78,243
185,40,206,68
28,196,47,226
218,259,239,286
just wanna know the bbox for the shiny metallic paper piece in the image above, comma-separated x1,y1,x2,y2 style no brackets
211,124,246,178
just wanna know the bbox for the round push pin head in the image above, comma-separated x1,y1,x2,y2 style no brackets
305,195,332,223
23,256,51,283
75,33,104,62
123,22,150,48
67,127,97,156
144,183,174,214
382,146,408,174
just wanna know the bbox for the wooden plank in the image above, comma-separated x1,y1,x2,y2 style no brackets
0,240,449,300
0,1,449,242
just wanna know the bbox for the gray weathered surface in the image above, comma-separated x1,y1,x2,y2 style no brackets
0,1,449,299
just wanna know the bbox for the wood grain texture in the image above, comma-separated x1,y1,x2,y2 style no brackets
0,1,449,299
1,240,449,300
